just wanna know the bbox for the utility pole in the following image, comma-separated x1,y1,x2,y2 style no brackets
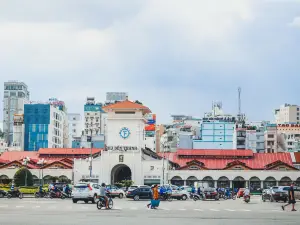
238,87,242,122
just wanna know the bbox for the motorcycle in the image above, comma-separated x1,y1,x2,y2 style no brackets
244,195,250,203
160,192,173,202
49,190,65,199
224,192,236,200
0,190,7,198
34,190,50,198
7,190,23,199
190,193,205,201
97,193,113,210
61,190,72,198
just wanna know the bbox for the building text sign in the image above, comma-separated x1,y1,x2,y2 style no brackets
107,146,139,151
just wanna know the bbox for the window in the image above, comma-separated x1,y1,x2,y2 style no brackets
232,166,244,170
268,134,274,138
150,166,154,170
73,129,76,133
278,166,287,171
297,108,299,111
298,113,299,116
298,117,299,120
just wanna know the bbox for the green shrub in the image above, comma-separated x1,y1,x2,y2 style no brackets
13,167,34,187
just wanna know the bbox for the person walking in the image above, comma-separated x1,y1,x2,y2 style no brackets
282,182,297,211
147,184,159,209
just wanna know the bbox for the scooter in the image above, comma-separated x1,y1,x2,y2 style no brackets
244,195,250,203
61,190,72,198
7,190,23,199
49,190,65,199
34,190,50,198
190,193,205,201
97,193,113,210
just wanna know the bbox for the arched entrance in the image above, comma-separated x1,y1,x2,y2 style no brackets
202,176,214,187
111,164,132,185
0,175,10,184
217,176,230,188
296,177,300,187
32,175,39,186
249,177,261,192
233,176,245,189
279,176,292,186
186,176,198,186
263,176,276,189
170,176,184,186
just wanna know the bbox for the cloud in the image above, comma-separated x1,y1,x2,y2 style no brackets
288,17,300,27
0,0,300,123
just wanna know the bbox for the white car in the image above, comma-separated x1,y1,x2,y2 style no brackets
171,188,189,200
110,187,126,198
72,182,100,204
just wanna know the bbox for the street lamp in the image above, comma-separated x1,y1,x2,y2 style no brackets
37,159,46,186
22,157,30,186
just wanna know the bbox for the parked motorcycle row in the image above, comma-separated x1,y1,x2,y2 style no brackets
0,189,72,200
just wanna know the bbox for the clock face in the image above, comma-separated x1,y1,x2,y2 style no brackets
119,127,130,139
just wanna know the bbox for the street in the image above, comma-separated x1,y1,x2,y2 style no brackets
0,197,298,225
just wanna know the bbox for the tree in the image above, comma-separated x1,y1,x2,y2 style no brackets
135,100,142,105
13,167,33,187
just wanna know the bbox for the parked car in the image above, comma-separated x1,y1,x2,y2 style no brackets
203,187,219,200
171,188,189,200
109,187,126,199
126,185,150,196
276,186,300,200
179,186,192,193
262,188,288,202
237,188,245,198
72,182,100,204
126,187,152,201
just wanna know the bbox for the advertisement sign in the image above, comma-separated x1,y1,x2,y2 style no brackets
145,131,155,137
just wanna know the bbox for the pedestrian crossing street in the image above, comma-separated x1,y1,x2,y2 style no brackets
0,203,285,213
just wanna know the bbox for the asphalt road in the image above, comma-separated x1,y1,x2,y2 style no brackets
0,197,299,225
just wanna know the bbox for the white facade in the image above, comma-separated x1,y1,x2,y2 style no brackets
48,106,68,148
3,81,29,145
68,113,82,147
12,114,24,151
275,104,300,124
0,139,9,153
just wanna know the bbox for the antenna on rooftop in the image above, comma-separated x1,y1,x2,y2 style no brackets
238,87,242,122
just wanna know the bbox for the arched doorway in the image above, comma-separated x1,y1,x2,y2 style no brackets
279,176,292,186
202,176,214,187
0,175,10,184
186,176,198,186
111,164,132,185
233,176,245,189
170,176,184,186
296,177,300,187
43,175,53,184
217,176,230,188
32,175,39,186
249,176,261,192
263,176,276,189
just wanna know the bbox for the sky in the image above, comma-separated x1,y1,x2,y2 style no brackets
0,0,300,123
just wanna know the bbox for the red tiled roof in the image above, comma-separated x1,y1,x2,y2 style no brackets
0,151,39,161
38,148,102,155
103,100,151,114
0,158,9,164
160,151,293,170
177,149,254,157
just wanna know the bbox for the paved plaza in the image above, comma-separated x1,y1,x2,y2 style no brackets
0,197,299,225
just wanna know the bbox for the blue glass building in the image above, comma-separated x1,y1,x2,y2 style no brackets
24,104,50,151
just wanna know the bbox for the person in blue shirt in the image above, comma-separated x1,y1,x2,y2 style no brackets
225,187,230,198
10,183,15,191
39,185,43,193
191,186,196,194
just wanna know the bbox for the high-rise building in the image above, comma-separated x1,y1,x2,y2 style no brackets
3,81,29,145
68,113,82,147
84,97,106,136
24,99,68,151
275,104,300,124
12,114,24,151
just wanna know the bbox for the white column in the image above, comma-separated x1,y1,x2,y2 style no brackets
214,180,217,188
261,180,264,189
184,180,187,186
230,180,233,188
